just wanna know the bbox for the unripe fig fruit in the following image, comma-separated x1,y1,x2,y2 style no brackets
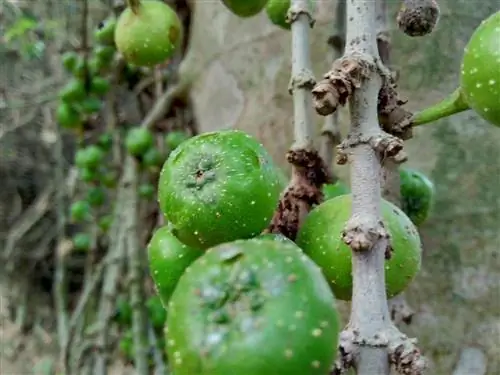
221,0,268,18
167,238,340,375
94,17,117,45
125,127,154,157
460,10,500,127
73,233,92,251
114,0,183,67
296,194,422,300
400,167,435,226
56,101,82,129
412,10,500,127
62,51,78,72
158,130,282,249
147,225,202,307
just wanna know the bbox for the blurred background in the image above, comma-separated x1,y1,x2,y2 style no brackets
0,0,498,374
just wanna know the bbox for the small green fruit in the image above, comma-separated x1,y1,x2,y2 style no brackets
94,45,116,63
460,10,500,126
142,147,164,168
97,133,113,151
119,332,134,360
125,127,154,157
114,0,183,66
167,238,340,375
400,168,435,226
56,101,82,129
79,168,98,183
221,0,268,18
146,295,167,330
70,200,91,222
87,187,106,207
100,170,118,188
72,57,87,78
138,183,155,199
72,233,92,251
165,131,189,152
62,51,78,72
323,180,350,201
90,77,110,95
94,17,117,45
79,97,102,115
59,79,86,102
75,146,105,170
296,194,422,301
266,0,292,30
98,214,113,232
147,226,202,306
158,130,282,249
114,297,133,326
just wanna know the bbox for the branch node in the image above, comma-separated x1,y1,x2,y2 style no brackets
266,149,330,240
342,216,389,252
331,329,359,374
389,333,428,375
312,56,372,116
378,77,414,140
288,69,316,95
287,4,316,28
369,133,405,161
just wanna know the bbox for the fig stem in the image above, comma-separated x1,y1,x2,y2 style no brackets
289,0,316,150
411,87,470,126
127,0,141,14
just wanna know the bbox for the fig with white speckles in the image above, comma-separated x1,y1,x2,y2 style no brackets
296,194,422,301
412,10,500,127
166,238,340,375
114,0,183,66
158,130,282,249
148,225,203,307
460,10,500,126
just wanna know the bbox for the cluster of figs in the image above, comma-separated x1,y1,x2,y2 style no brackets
68,0,500,374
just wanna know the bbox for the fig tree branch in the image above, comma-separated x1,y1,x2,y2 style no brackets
125,156,150,375
267,0,330,240
93,167,130,375
319,1,425,374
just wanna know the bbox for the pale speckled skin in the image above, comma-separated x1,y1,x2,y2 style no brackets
147,226,203,306
114,0,183,66
167,239,340,375
296,194,422,301
158,130,283,249
460,10,500,126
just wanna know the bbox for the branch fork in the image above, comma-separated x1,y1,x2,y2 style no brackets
342,215,389,252
266,149,330,240
335,131,406,166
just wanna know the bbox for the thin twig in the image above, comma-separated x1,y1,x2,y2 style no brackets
93,170,130,375
320,0,345,173
266,0,330,240
124,156,150,375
